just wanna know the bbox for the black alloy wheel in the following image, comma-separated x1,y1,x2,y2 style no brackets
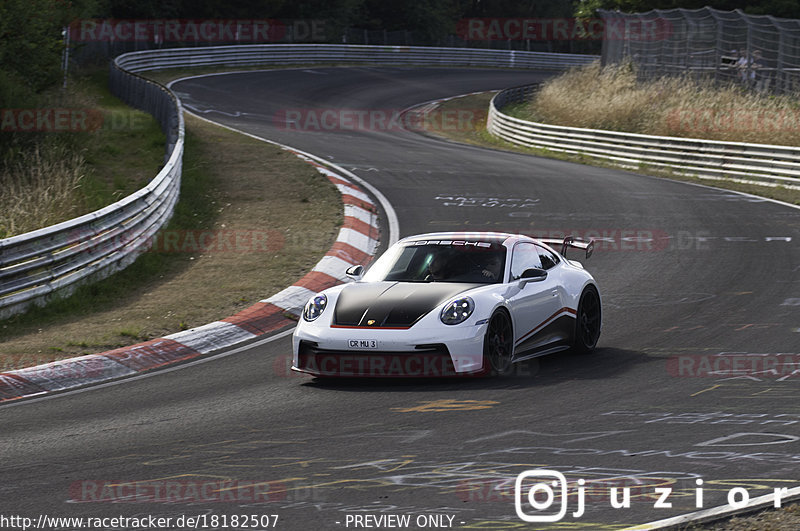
484,310,514,375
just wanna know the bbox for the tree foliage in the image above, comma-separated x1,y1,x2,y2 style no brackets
0,0,99,105
574,0,800,19
3,0,800,106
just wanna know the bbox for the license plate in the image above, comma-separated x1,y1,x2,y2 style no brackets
348,339,377,350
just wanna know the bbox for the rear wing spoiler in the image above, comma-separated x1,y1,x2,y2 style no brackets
539,236,595,259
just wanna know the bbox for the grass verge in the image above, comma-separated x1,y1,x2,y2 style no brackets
518,62,800,147
0,69,165,238
0,106,341,370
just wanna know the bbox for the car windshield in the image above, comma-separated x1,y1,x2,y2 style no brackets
362,240,507,283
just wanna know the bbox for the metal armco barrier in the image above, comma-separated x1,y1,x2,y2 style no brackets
0,62,184,320
113,44,597,72
0,45,596,319
488,84,800,190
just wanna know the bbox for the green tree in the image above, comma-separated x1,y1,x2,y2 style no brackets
574,0,800,19
0,0,65,100
0,0,101,105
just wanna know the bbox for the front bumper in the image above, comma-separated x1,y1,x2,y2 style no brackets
292,324,487,377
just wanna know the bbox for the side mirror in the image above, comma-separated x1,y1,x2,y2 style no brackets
346,265,364,281
519,267,547,285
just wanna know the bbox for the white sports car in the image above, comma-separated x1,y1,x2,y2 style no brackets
292,232,601,377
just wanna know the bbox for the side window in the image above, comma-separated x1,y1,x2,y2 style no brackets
536,245,560,270
510,243,542,280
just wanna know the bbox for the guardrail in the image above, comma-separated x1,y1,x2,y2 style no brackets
488,84,800,190
0,61,184,320
113,44,597,72
0,45,596,319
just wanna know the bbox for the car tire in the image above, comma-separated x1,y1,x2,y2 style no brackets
573,286,601,354
483,310,514,376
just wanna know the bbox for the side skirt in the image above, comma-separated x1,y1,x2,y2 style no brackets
513,344,571,363
513,314,575,361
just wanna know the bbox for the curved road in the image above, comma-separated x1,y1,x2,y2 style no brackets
2,67,799,530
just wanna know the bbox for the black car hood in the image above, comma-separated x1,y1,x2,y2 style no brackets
332,282,476,328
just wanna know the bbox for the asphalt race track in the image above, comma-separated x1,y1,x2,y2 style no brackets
2,67,799,530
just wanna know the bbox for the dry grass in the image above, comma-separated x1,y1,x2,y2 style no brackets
523,62,800,146
0,70,164,239
0,114,342,367
0,144,87,238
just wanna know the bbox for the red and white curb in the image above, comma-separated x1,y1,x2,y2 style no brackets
0,162,380,404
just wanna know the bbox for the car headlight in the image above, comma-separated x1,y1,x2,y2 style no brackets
303,294,328,322
440,297,475,325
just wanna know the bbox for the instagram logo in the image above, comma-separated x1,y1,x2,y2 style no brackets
513,470,791,522
514,470,584,522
